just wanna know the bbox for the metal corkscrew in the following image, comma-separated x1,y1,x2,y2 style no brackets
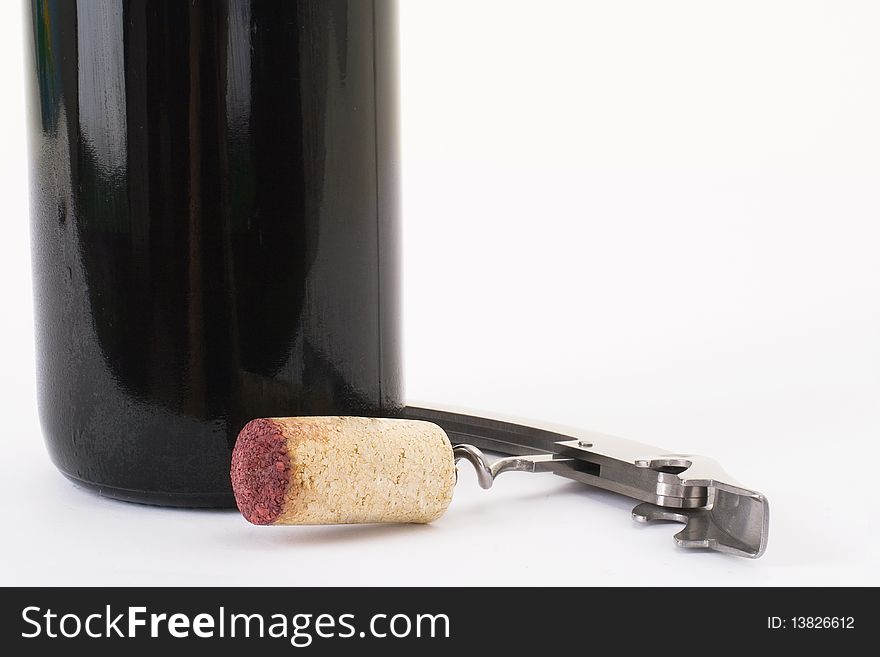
426,406,768,558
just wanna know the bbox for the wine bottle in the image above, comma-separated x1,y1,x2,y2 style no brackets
26,0,401,507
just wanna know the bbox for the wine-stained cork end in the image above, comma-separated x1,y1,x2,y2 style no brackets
231,418,291,525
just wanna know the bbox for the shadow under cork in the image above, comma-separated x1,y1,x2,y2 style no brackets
242,521,440,547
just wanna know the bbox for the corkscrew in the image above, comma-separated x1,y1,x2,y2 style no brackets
416,406,769,558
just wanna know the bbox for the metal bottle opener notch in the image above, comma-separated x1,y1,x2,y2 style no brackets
404,406,769,558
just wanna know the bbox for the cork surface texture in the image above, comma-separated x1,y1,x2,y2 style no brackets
232,417,456,526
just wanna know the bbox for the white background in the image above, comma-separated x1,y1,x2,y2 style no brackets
1,0,878,585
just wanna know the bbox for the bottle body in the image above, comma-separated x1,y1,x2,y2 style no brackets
26,0,401,506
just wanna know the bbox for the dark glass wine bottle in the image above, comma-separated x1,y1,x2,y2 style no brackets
26,0,401,507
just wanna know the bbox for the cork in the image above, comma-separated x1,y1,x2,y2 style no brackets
231,417,456,525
